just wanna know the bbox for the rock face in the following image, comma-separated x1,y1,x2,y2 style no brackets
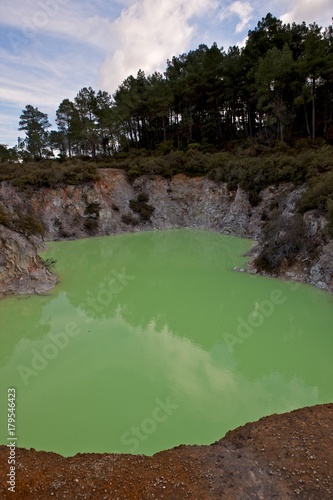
248,186,333,293
0,170,254,239
0,404,332,499
0,224,56,298
0,168,332,294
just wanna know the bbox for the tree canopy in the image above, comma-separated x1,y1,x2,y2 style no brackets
7,14,333,161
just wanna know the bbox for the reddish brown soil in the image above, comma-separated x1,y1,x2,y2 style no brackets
1,404,332,499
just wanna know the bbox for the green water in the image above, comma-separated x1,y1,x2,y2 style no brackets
1,229,333,457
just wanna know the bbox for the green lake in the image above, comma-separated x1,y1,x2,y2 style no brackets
1,229,333,456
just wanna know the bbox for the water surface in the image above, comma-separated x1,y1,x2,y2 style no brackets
0,229,332,456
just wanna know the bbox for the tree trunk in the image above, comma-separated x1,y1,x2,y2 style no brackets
68,136,72,159
162,116,166,143
247,101,253,138
304,104,311,137
312,76,316,142
189,99,193,143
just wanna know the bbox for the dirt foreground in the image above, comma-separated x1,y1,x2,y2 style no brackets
1,404,332,499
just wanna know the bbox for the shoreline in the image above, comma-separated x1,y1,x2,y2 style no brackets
1,403,332,498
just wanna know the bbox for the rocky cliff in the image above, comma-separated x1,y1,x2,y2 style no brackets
0,168,332,294
0,224,56,298
0,169,257,239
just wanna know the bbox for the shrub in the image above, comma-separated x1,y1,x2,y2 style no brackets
129,192,155,222
84,218,99,233
84,202,101,218
83,202,100,234
0,203,45,236
155,140,174,155
0,160,98,190
298,172,333,213
137,192,149,203
41,257,57,270
326,199,333,237
248,189,262,207
12,214,45,236
0,204,10,227
255,212,316,272
183,150,209,174
121,213,139,225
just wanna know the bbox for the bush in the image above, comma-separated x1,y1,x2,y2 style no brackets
12,213,45,236
0,160,98,190
0,204,10,227
326,199,333,236
0,202,45,236
183,150,210,174
105,145,333,194
83,202,100,234
84,202,101,218
121,213,139,225
255,212,316,272
137,192,149,203
41,257,57,270
298,172,333,213
129,192,155,222
84,218,99,234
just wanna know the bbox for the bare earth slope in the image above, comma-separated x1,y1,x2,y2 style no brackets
1,404,332,499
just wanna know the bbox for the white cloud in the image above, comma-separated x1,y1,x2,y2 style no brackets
98,0,216,93
0,43,98,146
219,1,254,34
0,47,94,107
280,0,333,27
1,0,111,51
2,0,217,93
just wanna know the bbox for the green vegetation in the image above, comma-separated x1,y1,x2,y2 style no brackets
1,144,333,220
299,171,333,213
0,202,45,236
84,202,101,234
84,202,101,218
298,169,333,236
253,147,333,272
12,214,45,236
18,105,51,160
129,193,155,222
0,160,98,189
121,213,139,226
254,213,317,272
0,203,10,227
0,144,18,163
41,257,57,271
84,218,99,234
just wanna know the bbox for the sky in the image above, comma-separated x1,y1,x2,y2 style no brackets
0,0,331,147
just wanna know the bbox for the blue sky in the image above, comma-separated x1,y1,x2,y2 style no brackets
0,0,331,147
